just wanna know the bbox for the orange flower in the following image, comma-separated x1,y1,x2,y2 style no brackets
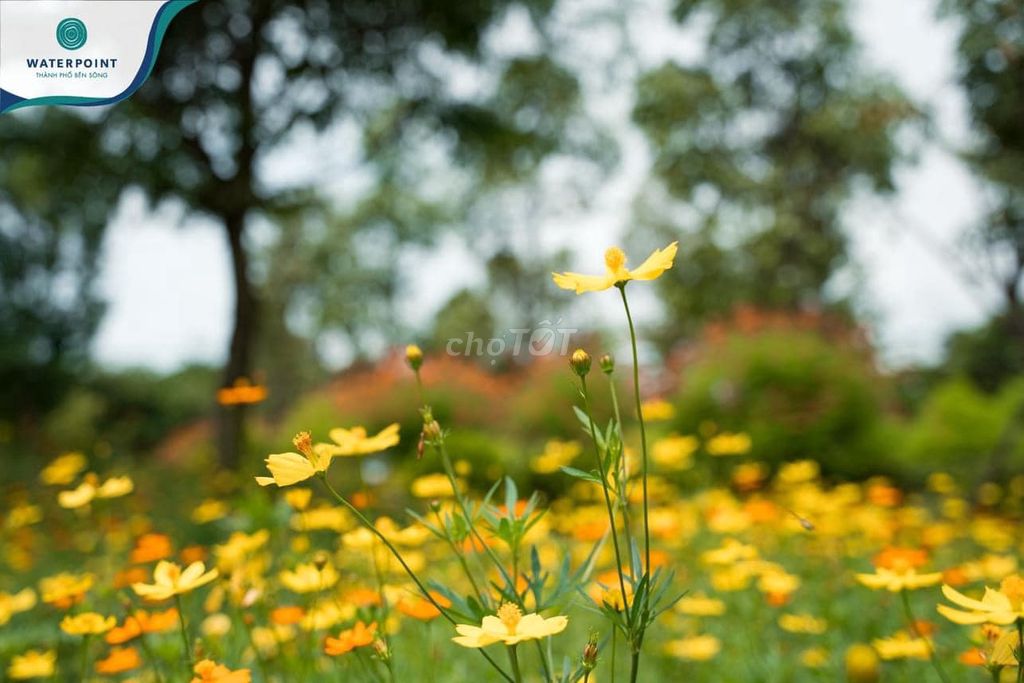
396,592,452,621
105,617,142,645
95,647,141,674
130,533,174,564
113,567,150,590
270,606,305,626
191,659,251,682
137,607,180,634
873,547,928,572
181,545,208,565
343,587,382,607
959,648,986,666
217,377,268,406
324,621,377,656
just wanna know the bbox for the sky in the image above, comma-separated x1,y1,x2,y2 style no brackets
90,0,1001,372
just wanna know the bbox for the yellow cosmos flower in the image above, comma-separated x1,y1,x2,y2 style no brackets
132,561,219,601
40,572,94,607
279,562,339,594
453,603,568,648
0,589,36,626
7,649,56,680
778,613,828,635
857,567,943,592
60,612,116,635
255,432,332,487
40,451,87,485
57,474,134,508
675,594,726,617
664,635,721,661
938,575,1024,625
872,631,931,661
552,242,678,294
322,423,400,457
529,440,582,475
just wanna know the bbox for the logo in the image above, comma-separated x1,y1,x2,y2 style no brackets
56,18,87,51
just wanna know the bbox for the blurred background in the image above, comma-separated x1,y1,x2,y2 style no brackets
1,0,1022,488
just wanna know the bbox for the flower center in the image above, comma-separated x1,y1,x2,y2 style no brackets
604,247,627,273
293,431,314,459
1000,575,1024,609
497,603,522,634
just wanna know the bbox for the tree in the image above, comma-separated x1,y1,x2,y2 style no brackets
0,112,125,436
12,0,591,468
939,0,1024,370
629,0,919,345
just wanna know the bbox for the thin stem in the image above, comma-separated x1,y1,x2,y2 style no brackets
629,651,640,683
319,475,514,683
174,594,194,672
610,627,617,683
432,506,487,605
900,589,951,683
508,645,523,683
617,285,651,582
580,376,631,618
79,634,91,680
607,372,636,581
136,632,166,683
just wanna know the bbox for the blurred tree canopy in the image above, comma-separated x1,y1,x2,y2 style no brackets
2,0,600,467
629,0,920,345
938,0,1023,391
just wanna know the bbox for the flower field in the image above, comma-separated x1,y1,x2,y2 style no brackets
2,246,1023,682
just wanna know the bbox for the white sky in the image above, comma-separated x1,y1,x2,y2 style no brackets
91,0,1001,372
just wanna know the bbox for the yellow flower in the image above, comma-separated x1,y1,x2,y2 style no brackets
284,488,313,511
279,562,339,594
192,499,230,524
40,451,87,485
453,603,568,648
552,242,678,294
0,589,36,626
675,594,726,617
778,613,827,634
323,423,400,457
97,475,134,498
938,575,1024,625
652,435,698,471
664,635,721,661
706,432,752,456
410,473,460,498
800,647,829,668
60,612,116,635
529,440,582,475
845,643,880,682
57,474,133,508
7,649,56,679
872,631,931,660
255,432,332,487
132,561,219,601
39,572,94,607
856,547,942,592
640,398,675,422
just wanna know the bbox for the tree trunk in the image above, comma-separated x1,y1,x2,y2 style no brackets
216,212,257,470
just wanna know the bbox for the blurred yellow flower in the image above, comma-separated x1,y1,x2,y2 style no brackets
938,575,1024,625
856,547,942,592
7,649,56,680
191,499,230,524
0,588,36,626
284,488,313,510
323,423,400,457
675,594,726,617
60,611,116,635
706,432,752,457
39,572,94,608
640,398,675,422
410,472,459,498
778,613,827,634
844,643,880,682
652,435,698,471
40,451,87,486
132,560,219,601
279,562,339,594
453,603,568,647
872,631,930,660
664,635,721,661
529,440,582,474
552,242,678,294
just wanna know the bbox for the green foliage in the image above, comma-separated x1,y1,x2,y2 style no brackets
671,328,888,478
944,316,1024,393
899,376,1024,482
630,0,919,341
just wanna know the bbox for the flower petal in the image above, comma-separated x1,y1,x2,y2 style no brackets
628,242,678,281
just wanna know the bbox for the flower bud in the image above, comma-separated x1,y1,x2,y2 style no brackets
422,420,442,442
599,354,615,374
373,638,390,662
312,550,330,573
582,633,599,670
406,344,424,372
570,349,592,377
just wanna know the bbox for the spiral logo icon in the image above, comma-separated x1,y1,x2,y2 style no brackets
56,18,87,51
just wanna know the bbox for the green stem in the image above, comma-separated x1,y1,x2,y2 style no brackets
174,594,194,672
607,376,636,580
136,632,166,683
319,475,514,683
508,645,523,683
80,634,91,680
617,284,651,582
629,651,640,683
900,589,951,683
581,376,631,620
610,627,617,683
432,507,488,606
